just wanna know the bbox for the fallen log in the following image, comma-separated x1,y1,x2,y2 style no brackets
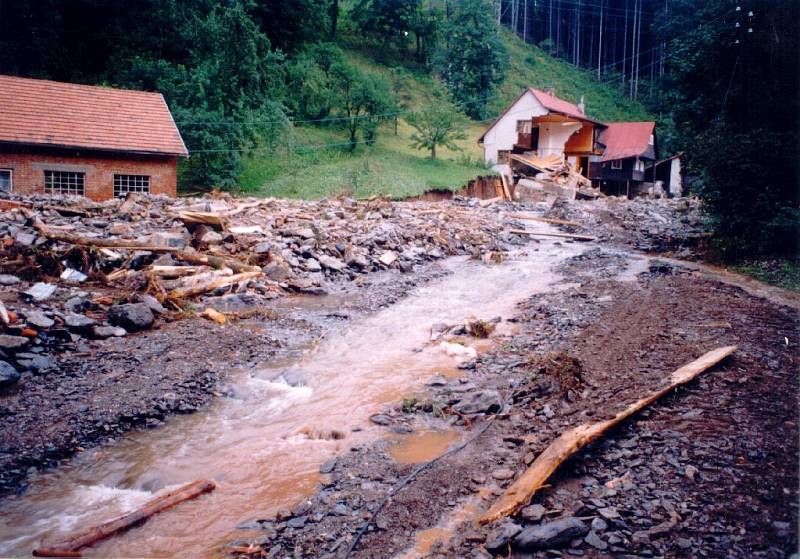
480,346,737,525
168,271,262,300
175,211,226,230
509,229,595,241
24,211,260,274
32,479,216,557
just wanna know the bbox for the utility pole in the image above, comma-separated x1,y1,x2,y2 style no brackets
622,0,629,89
597,0,604,78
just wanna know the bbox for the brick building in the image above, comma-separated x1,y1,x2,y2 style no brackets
0,75,188,201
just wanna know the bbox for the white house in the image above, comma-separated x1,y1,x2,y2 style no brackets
478,88,605,176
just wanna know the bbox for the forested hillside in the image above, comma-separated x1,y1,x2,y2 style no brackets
0,0,797,261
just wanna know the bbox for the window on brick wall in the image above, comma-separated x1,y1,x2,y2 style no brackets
113,174,150,197
44,170,85,195
0,169,11,192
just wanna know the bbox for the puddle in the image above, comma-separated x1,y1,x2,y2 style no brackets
388,430,460,465
0,229,584,559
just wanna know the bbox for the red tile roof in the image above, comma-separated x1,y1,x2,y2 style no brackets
0,75,188,156
598,121,655,161
529,88,587,121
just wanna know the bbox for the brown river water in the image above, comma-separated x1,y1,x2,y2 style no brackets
0,224,584,558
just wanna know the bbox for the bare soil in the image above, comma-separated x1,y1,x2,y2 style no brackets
242,249,798,559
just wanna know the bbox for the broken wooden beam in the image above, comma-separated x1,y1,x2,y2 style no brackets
168,271,262,300
479,346,737,525
32,479,216,557
509,229,595,241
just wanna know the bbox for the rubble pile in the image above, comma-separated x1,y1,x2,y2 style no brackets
0,192,520,390
547,196,708,257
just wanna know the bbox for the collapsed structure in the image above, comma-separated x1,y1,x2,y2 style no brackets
478,88,682,199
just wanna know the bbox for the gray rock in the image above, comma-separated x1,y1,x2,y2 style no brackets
200,230,223,244
296,228,315,240
485,522,522,553
453,389,502,415
369,413,392,426
491,468,516,481
108,303,154,332
584,530,608,550
23,282,56,302
513,517,589,550
14,231,36,246
520,504,547,522
147,231,189,248
137,294,167,315
0,361,20,388
286,516,307,529
25,310,54,329
330,503,349,516
590,517,608,532
0,335,29,350
0,274,20,285
346,253,369,270
597,507,620,520
319,459,336,474
317,255,345,272
60,268,88,283
252,242,272,254
93,325,127,338
305,258,321,272
262,260,294,281
65,312,97,332
18,355,56,373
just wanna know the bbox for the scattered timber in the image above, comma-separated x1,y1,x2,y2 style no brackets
32,479,216,557
479,346,738,524
509,229,596,241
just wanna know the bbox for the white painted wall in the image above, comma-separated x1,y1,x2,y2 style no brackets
669,158,683,197
481,90,547,165
537,121,582,157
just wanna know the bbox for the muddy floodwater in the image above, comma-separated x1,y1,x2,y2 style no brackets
0,228,584,558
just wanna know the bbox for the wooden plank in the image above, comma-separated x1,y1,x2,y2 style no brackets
33,480,216,557
168,271,262,300
479,346,738,525
509,229,595,241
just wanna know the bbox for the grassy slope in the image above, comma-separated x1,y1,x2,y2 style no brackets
239,31,654,199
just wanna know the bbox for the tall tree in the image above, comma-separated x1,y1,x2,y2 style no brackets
436,0,506,119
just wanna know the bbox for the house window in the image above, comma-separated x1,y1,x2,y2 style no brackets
635,159,645,172
114,174,150,197
44,170,85,196
516,120,532,134
648,134,654,145
0,169,11,192
610,160,622,170
497,150,510,164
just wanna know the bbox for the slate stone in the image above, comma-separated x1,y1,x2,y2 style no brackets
513,517,589,550
108,303,154,332
453,389,502,415
0,361,20,388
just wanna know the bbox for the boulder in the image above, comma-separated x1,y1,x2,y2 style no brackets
65,312,97,333
25,310,54,329
452,389,502,415
317,255,345,272
485,522,522,553
137,294,167,315
23,283,56,302
0,335,29,350
0,274,21,286
108,303,154,332
0,361,20,388
513,517,589,550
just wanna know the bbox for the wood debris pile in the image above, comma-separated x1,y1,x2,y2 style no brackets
0,192,519,361
510,154,603,199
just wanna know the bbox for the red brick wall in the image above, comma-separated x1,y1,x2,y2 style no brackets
0,148,178,201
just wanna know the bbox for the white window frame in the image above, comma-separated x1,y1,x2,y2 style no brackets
113,174,151,197
0,169,12,192
516,120,532,134
497,150,511,164
44,170,85,196
610,160,622,170
648,134,654,145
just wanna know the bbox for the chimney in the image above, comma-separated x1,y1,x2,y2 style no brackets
544,87,556,96
578,95,585,114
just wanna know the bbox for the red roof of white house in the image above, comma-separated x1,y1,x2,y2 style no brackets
478,87,605,143
0,75,188,157
528,88,587,121
598,121,655,161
